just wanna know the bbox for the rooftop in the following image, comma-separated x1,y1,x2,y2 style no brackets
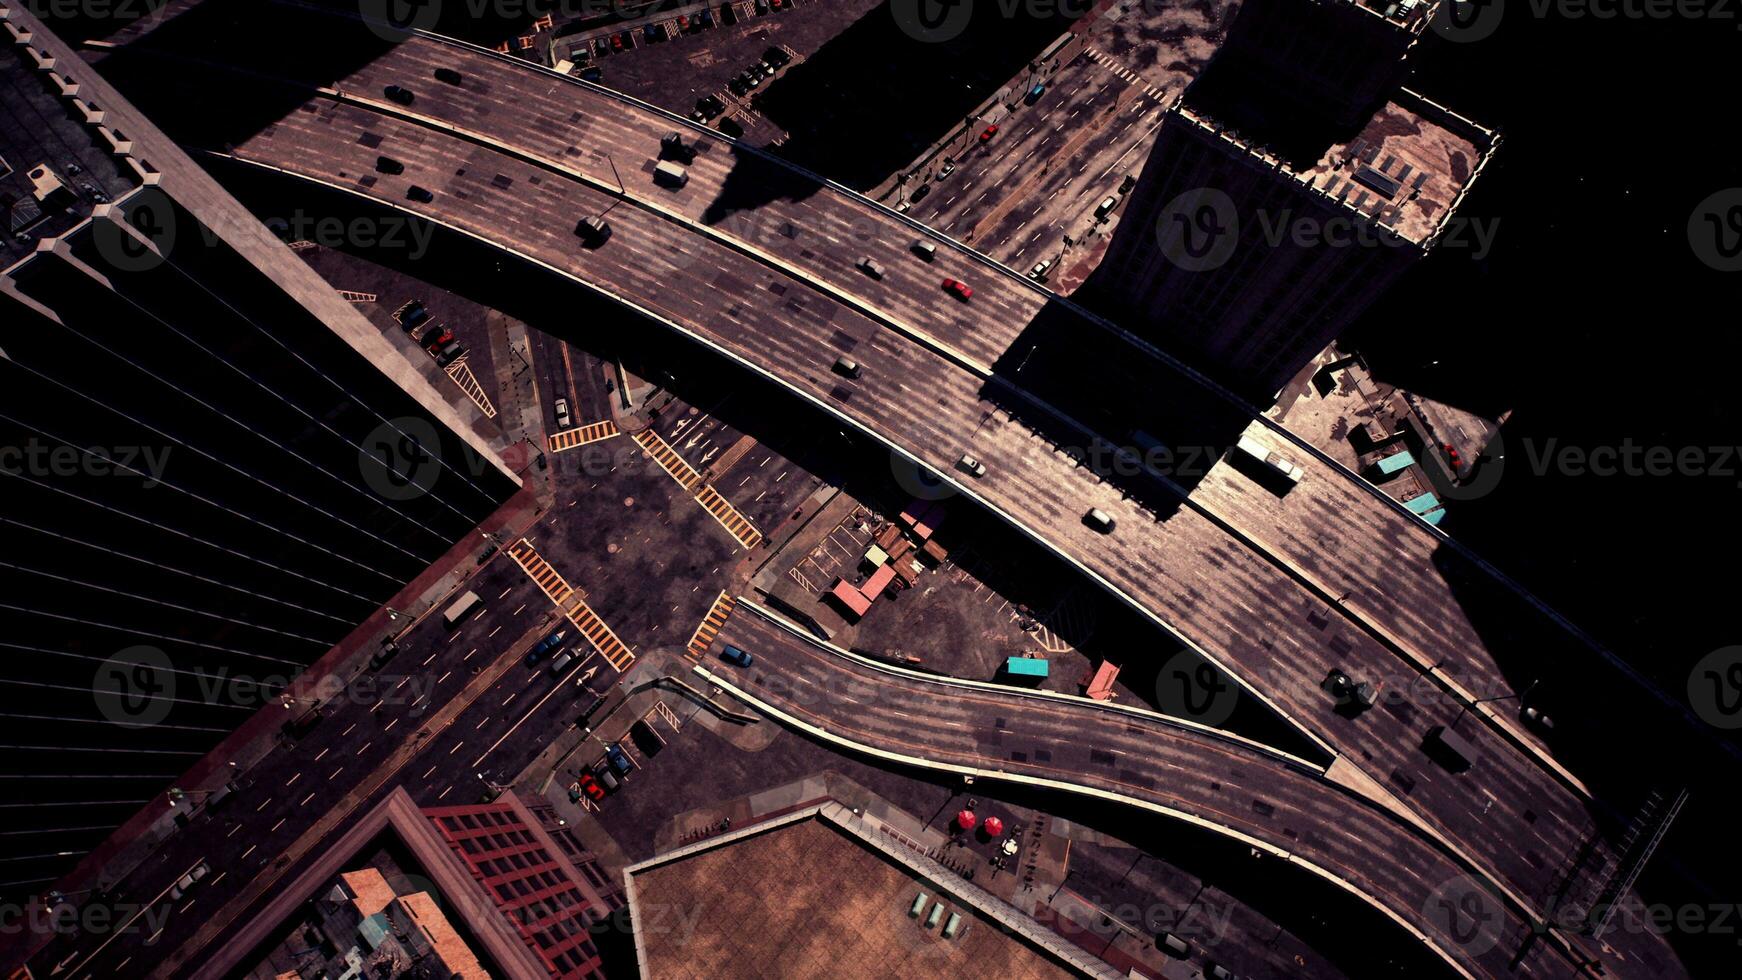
0,21,138,266
626,803,1114,980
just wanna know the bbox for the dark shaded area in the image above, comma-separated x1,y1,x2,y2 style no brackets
739,3,1076,191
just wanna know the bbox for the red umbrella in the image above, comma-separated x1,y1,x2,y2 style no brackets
983,816,1005,838
955,810,978,831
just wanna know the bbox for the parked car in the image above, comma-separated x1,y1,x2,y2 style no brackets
1028,259,1051,281
594,763,620,791
643,23,663,42
579,65,603,83
1025,83,1046,104
604,743,634,776
938,160,956,179
576,773,605,801
554,398,572,428
943,278,973,301
721,644,753,668
421,328,454,352
978,124,998,143
384,84,415,106
764,46,791,68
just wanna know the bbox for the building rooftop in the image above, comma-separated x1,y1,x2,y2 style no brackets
0,23,137,266
397,891,491,980
1303,91,1493,242
338,868,398,919
625,803,1115,980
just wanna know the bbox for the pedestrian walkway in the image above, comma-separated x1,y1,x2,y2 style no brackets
549,419,618,453
633,428,703,491
694,484,763,550
1083,46,1170,101
686,591,737,660
564,593,636,673
506,538,574,606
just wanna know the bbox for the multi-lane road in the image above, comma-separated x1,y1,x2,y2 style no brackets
696,601,1582,980
22,544,615,978
78,4,1702,974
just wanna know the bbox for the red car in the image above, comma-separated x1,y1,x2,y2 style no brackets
610,33,623,50
943,278,973,301
577,773,605,801
978,124,998,143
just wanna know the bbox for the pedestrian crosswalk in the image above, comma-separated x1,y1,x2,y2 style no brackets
445,359,497,419
565,594,635,672
337,289,376,303
1084,47,1170,102
686,591,737,660
694,484,763,550
633,429,702,491
506,538,574,607
506,538,635,673
549,419,618,453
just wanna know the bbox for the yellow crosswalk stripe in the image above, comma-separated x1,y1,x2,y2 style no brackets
564,594,635,672
686,591,737,660
506,538,573,607
693,484,763,550
549,419,619,453
633,429,702,491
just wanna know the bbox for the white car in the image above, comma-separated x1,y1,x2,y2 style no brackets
554,398,572,429
1028,259,1051,281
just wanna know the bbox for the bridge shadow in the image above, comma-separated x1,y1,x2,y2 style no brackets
698,0,1076,223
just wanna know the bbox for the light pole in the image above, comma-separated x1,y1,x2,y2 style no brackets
1451,679,1539,730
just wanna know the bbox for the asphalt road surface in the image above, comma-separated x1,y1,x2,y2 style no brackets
698,602,1590,980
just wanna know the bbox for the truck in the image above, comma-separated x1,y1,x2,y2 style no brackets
654,160,689,188
1424,724,1478,773
442,590,482,628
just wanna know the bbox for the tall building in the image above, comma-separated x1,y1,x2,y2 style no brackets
1092,91,1496,395
0,1,519,894
1084,0,1496,397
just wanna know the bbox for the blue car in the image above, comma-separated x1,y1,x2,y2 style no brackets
604,744,633,776
524,629,566,667
721,645,753,668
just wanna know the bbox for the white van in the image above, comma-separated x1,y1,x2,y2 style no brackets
654,160,688,188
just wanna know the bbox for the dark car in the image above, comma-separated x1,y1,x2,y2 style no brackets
698,9,715,28
604,743,633,776
630,719,665,757
384,84,415,106
643,23,662,42
406,185,435,204
524,629,567,667
728,75,751,96
579,66,603,83
693,95,726,119
764,46,791,68
575,215,612,247
375,156,405,175
434,67,464,85
422,327,454,352
721,644,753,668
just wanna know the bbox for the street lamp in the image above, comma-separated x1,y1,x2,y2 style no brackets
1451,679,1539,729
